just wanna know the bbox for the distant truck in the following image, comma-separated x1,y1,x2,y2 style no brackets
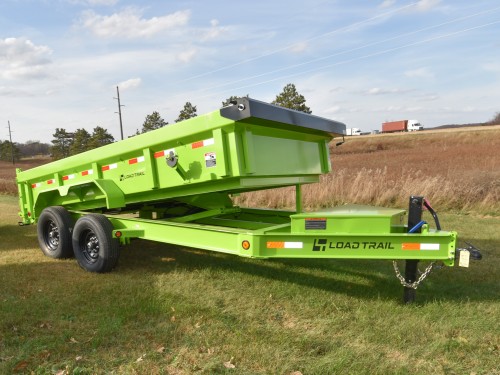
346,127,362,136
382,120,423,133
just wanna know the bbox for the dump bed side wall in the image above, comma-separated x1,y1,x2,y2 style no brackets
17,110,336,223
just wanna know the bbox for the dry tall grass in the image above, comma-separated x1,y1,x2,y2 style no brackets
0,157,50,195
236,128,500,214
2,128,498,214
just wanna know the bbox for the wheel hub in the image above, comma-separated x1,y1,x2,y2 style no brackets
47,221,60,250
81,232,100,263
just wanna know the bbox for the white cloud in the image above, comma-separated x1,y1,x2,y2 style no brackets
379,0,396,8
68,0,118,5
364,87,412,95
414,0,441,12
324,105,341,114
200,19,228,41
329,87,344,93
289,41,308,53
481,62,500,73
79,8,191,38
406,106,423,112
0,37,52,80
0,86,34,97
417,94,439,101
117,77,142,90
177,48,197,63
404,67,434,79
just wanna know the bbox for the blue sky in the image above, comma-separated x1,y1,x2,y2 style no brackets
1,0,499,143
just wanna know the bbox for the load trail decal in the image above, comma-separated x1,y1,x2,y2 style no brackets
120,170,145,181
312,239,440,251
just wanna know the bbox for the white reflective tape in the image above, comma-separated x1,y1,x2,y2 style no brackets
420,243,440,251
203,138,215,146
284,242,303,249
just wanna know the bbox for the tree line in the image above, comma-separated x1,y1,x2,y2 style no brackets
48,83,310,161
3,83,499,163
2,84,310,162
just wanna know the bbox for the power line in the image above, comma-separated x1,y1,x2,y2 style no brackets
176,1,421,84
191,19,500,101
185,6,500,96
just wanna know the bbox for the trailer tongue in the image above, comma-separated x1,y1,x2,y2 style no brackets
16,97,475,302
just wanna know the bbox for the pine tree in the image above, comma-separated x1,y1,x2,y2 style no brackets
221,95,249,107
69,128,91,156
0,140,21,162
272,83,312,114
175,102,197,123
139,111,168,134
88,126,114,149
50,128,73,160
222,96,239,107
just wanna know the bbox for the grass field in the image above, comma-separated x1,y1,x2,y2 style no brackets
1,128,499,374
0,195,499,374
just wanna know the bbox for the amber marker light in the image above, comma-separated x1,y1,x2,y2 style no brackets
242,240,250,250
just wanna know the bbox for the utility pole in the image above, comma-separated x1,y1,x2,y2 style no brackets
114,86,124,140
7,120,15,165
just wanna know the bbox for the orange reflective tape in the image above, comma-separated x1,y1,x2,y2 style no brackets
266,241,285,249
402,243,420,250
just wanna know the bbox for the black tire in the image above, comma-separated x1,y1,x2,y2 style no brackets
37,206,74,259
72,214,119,273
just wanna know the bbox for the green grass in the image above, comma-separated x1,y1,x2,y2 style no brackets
0,195,498,374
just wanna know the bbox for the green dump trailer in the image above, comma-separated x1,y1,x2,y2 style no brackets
16,98,474,302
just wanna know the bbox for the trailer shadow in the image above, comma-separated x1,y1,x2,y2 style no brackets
3,235,496,305
118,239,499,304
0,224,38,252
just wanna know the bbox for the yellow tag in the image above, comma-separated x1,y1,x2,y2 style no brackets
459,250,470,268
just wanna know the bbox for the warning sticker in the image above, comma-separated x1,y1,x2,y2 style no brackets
205,152,216,168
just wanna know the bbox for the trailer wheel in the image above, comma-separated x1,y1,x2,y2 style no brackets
37,206,74,259
72,214,119,273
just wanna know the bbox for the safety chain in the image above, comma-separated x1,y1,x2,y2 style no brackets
392,261,435,289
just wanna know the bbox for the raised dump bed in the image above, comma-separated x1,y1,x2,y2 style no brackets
16,97,477,303
17,98,344,221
